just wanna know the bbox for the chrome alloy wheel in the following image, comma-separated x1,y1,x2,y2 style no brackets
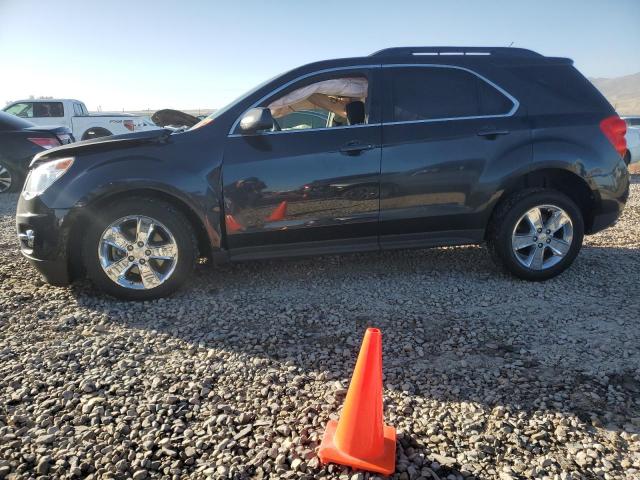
0,164,12,193
511,204,573,271
98,216,178,290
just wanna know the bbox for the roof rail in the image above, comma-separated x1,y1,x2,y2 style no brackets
370,46,543,58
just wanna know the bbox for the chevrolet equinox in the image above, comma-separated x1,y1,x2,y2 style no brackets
16,46,630,299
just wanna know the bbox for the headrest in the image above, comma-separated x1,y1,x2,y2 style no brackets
345,101,365,125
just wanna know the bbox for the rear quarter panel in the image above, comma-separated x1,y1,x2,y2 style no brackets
529,113,629,221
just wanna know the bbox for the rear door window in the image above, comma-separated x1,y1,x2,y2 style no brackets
73,103,83,116
4,102,34,118
33,102,64,118
386,67,514,122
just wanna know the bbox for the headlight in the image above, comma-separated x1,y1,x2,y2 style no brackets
23,157,74,199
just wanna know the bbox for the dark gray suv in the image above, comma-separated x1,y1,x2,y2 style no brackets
17,46,630,299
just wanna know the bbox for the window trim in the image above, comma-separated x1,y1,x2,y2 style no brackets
382,64,519,125
228,63,519,136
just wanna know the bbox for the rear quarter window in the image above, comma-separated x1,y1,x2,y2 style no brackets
506,64,613,115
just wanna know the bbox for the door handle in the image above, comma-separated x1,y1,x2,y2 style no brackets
477,128,510,138
340,142,375,155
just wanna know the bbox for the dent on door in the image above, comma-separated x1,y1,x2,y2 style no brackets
222,128,381,247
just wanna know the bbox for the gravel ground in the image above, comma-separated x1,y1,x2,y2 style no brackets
1,180,639,480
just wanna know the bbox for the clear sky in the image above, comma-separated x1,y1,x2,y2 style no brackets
1,0,639,112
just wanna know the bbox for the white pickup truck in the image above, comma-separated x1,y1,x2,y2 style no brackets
3,99,160,141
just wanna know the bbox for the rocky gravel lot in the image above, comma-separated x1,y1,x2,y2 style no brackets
1,179,639,480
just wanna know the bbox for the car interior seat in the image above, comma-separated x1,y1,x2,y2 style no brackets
346,101,365,125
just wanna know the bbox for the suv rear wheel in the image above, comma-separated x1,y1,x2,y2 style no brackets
82,197,197,300
487,189,584,281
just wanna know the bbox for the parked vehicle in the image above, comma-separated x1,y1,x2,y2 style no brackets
151,109,200,130
0,112,73,193
622,116,640,164
3,99,160,141
16,46,629,299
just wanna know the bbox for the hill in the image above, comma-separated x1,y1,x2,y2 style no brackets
590,72,640,115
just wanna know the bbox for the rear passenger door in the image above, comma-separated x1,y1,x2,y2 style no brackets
379,65,530,247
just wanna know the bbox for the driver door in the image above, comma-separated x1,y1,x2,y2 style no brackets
222,67,382,258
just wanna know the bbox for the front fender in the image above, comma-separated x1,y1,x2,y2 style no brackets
39,153,223,249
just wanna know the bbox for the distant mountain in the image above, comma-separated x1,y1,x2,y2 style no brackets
590,72,640,115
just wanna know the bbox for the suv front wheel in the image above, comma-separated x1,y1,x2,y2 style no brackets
487,189,585,281
82,197,197,300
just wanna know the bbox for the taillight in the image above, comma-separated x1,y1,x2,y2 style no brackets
124,120,135,131
28,137,60,150
600,115,627,158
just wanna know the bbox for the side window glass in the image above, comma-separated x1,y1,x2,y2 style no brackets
277,110,329,130
388,67,513,122
263,76,369,132
33,102,64,118
390,68,478,122
5,102,34,118
73,103,82,116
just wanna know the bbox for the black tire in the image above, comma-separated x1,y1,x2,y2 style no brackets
0,160,22,193
487,189,584,281
82,197,197,300
81,127,113,141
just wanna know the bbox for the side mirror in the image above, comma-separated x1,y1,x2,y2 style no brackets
239,108,274,134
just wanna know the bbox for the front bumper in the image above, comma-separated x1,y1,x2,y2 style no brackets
16,195,73,286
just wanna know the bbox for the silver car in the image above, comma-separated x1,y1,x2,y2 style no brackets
623,116,640,165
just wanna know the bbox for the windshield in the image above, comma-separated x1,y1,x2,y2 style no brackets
189,74,279,131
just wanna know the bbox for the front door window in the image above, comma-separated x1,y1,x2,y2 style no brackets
242,75,370,133
5,102,34,118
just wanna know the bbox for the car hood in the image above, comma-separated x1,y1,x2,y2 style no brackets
30,128,173,167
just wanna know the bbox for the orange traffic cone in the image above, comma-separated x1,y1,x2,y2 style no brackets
318,328,396,475
225,214,243,233
267,201,287,221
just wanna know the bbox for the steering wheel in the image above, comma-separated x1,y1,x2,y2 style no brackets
271,117,282,132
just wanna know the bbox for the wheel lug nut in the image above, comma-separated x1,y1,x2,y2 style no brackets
137,241,144,247
546,229,551,234
533,236,538,241
127,245,133,251
145,250,151,256
538,243,543,248
547,239,551,243
128,256,134,262
139,259,146,265
537,228,542,233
